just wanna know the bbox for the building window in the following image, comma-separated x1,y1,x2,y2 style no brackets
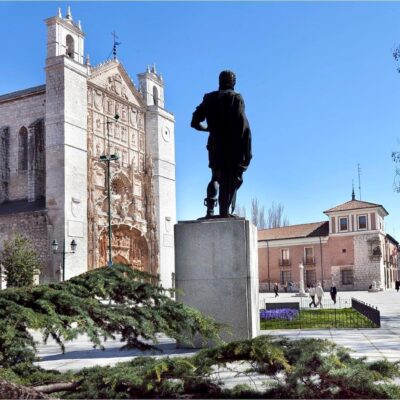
305,270,316,287
280,270,291,285
339,217,348,232
280,249,290,266
341,269,354,285
66,35,74,59
18,127,28,172
153,86,159,106
358,215,367,230
304,247,314,265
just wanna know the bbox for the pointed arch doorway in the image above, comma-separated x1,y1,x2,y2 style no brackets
99,224,150,273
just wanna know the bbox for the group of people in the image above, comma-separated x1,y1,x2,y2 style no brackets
272,281,338,307
307,283,337,308
273,281,294,297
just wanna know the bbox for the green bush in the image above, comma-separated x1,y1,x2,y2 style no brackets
0,264,222,368
6,336,398,399
0,233,41,288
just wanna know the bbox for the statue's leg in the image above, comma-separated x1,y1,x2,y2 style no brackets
218,170,230,218
204,170,219,218
220,168,243,218
230,170,243,215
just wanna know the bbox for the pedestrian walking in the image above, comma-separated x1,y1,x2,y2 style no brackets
315,282,324,308
396,280,400,293
284,282,288,293
308,284,317,308
273,282,279,297
330,283,337,304
288,281,293,292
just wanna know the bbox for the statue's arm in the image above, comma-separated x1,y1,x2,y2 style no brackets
191,100,209,132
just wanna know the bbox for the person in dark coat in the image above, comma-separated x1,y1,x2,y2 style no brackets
395,280,400,292
273,283,279,297
330,283,337,304
191,70,252,218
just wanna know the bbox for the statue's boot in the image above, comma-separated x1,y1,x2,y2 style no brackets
204,198,217,218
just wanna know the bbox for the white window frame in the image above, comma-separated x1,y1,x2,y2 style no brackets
339,217,349,232
304,247,313,263
357,214,367,231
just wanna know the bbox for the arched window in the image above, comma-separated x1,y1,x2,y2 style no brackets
66,35,75,59
153,86,158,106
18,127,28,172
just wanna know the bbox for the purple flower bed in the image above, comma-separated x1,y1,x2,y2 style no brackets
260,308,299,321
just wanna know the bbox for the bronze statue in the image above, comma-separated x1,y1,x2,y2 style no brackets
191,70,252,218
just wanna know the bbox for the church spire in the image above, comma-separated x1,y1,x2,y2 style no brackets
66,6,72,21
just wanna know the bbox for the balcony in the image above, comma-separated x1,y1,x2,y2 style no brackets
303,256,315,266
279,258,291,267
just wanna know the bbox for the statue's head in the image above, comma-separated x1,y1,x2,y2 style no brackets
219,70,236,90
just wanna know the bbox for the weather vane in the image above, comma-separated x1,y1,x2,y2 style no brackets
111,30,122,60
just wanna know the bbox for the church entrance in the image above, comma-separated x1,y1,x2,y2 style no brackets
99,225,149,273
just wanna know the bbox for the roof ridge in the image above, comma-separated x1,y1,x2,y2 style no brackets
0,84,46,102
259,220,327,232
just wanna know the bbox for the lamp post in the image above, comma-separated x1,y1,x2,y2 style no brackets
99,114,120,267
51,239,77,281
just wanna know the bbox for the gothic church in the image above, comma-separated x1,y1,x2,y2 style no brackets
0,7,176,287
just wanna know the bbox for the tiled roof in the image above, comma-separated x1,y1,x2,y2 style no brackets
0,85,45,103
258,221,329,241
324,200,388,215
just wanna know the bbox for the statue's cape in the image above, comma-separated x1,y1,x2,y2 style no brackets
192,89,252,170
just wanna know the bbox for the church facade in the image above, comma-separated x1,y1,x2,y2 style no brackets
0,8,176,287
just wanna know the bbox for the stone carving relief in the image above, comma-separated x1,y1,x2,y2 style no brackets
71,197,82,219
129,107,137,127
98,225,149,272
107,73,128,100
86,78,157,275
94,90,103,111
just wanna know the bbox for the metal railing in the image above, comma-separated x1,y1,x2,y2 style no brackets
351,298,380,327
299,297,350,309
302,256,316,265
279,258,291,267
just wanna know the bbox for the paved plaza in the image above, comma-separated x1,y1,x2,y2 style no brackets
259,289,400,363
35,289,400,372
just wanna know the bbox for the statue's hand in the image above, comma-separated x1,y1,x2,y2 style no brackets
197,123,209,132
191,120,208,132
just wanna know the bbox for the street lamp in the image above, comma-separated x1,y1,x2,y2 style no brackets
51,239,77,281
99,113,120,267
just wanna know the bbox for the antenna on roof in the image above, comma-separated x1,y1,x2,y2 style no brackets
357,163,362,200
352,180,355,201
111,30,122,61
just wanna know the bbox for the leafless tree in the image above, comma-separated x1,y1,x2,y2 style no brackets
250,198,266,229
267,202,290,228
237,199,289,229
235,204,246,218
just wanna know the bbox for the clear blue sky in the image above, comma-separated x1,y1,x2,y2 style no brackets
1,1,400,236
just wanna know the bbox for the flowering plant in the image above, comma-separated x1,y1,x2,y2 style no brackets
260,308,299,321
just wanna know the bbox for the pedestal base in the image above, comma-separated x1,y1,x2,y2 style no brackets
175,218,259,346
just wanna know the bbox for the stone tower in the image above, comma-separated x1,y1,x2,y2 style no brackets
44,7,88,280
138,66,176,289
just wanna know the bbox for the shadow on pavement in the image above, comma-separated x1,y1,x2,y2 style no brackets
39,341,196,361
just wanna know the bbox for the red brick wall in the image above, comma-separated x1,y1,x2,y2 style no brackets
259,235,355,289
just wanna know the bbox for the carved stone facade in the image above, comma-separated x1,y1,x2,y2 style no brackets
86,62,159,275
0,8,176,286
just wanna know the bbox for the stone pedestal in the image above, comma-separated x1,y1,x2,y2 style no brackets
175,218,259,345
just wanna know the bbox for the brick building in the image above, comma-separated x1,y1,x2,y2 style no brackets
0,7,176,287
258,194,399,291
